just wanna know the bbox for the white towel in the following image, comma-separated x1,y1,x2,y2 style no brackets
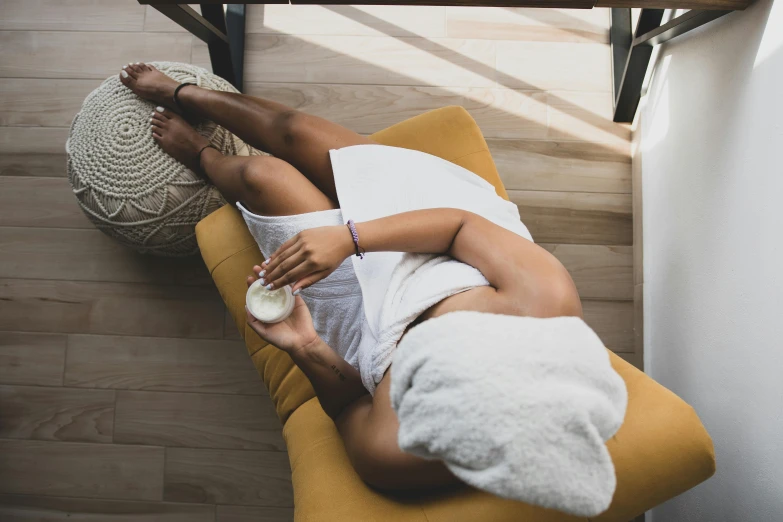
330,144,533,394
389,311,628,517
237,203,364,366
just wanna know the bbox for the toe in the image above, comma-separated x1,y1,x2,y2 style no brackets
124,63,138,79
154,106,171,119
119,67,132,85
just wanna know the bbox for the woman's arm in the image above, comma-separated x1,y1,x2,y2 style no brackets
290,337,369,420
262,208,582,317
244,270,368,420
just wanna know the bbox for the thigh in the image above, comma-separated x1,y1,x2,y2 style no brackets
216,154,337,217
268,109,374,202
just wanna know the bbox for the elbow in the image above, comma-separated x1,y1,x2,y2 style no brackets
346,439,402,491
528,267,583,319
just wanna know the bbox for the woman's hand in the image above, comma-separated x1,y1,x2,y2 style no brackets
245,268,319,356
259,225,355,292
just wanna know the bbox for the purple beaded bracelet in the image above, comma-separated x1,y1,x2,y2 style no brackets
346,219,364,259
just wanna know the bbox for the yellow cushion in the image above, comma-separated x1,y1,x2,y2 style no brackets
195,106,715,521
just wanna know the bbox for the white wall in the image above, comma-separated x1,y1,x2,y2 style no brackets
639,1,783,520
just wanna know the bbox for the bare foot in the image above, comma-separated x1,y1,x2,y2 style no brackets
119,62,182,111
150,106,212,173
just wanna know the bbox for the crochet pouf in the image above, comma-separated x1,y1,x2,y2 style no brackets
66,61,266,257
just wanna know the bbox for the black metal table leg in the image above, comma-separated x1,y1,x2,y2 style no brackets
611,8,732,123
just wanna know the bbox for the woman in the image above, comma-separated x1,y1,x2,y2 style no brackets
120,62,583,492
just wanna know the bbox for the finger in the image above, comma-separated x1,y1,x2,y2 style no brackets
246,275,255,288
263,243,302,282
252,265,265,278
265,250,310,289
267,259,318,290
264,234,300,268
290,271,329,294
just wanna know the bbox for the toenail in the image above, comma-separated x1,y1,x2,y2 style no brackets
156,106,164,113
135,62,140,65
121,70,128,78
122,65,127,69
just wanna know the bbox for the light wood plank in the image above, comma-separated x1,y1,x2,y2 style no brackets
144,5,201,32
246,82,467,135
0,440,164,500
164,448,293,507
0,79,96,127
115,390,284,451
0,127,68,177
0,279,224,339
243,83,626,145
489,139,630,193
217,505,294,522
583,300,634,352
496,41,610,92
546,90,631,145
541,244,633,300
0,227,212,286
0,495,215,522
510,190,632,245
0,332,66,386
245,82,553,140
0,177,91,228
446,7,609,43
195,34,496,87
64,334,264,395
0,0,145,32
0,31,191,79
0,385,114,443
249,4,447,37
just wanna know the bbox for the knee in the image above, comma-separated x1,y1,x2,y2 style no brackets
272,110,305,147
239,156,284,193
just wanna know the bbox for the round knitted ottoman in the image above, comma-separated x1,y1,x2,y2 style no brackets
66,61,266,257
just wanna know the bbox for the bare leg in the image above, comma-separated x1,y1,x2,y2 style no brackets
120,62,372,203
149,107,335,216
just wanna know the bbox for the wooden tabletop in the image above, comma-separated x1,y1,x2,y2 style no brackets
138,0,754,11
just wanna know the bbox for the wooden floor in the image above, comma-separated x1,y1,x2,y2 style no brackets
0,2,635,520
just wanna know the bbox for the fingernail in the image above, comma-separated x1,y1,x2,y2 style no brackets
258,270,266,277
121,70,128,78
259,278,265,285
156,106,164,113
292,289,301,296
265,284,273,290
264,258,271,265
